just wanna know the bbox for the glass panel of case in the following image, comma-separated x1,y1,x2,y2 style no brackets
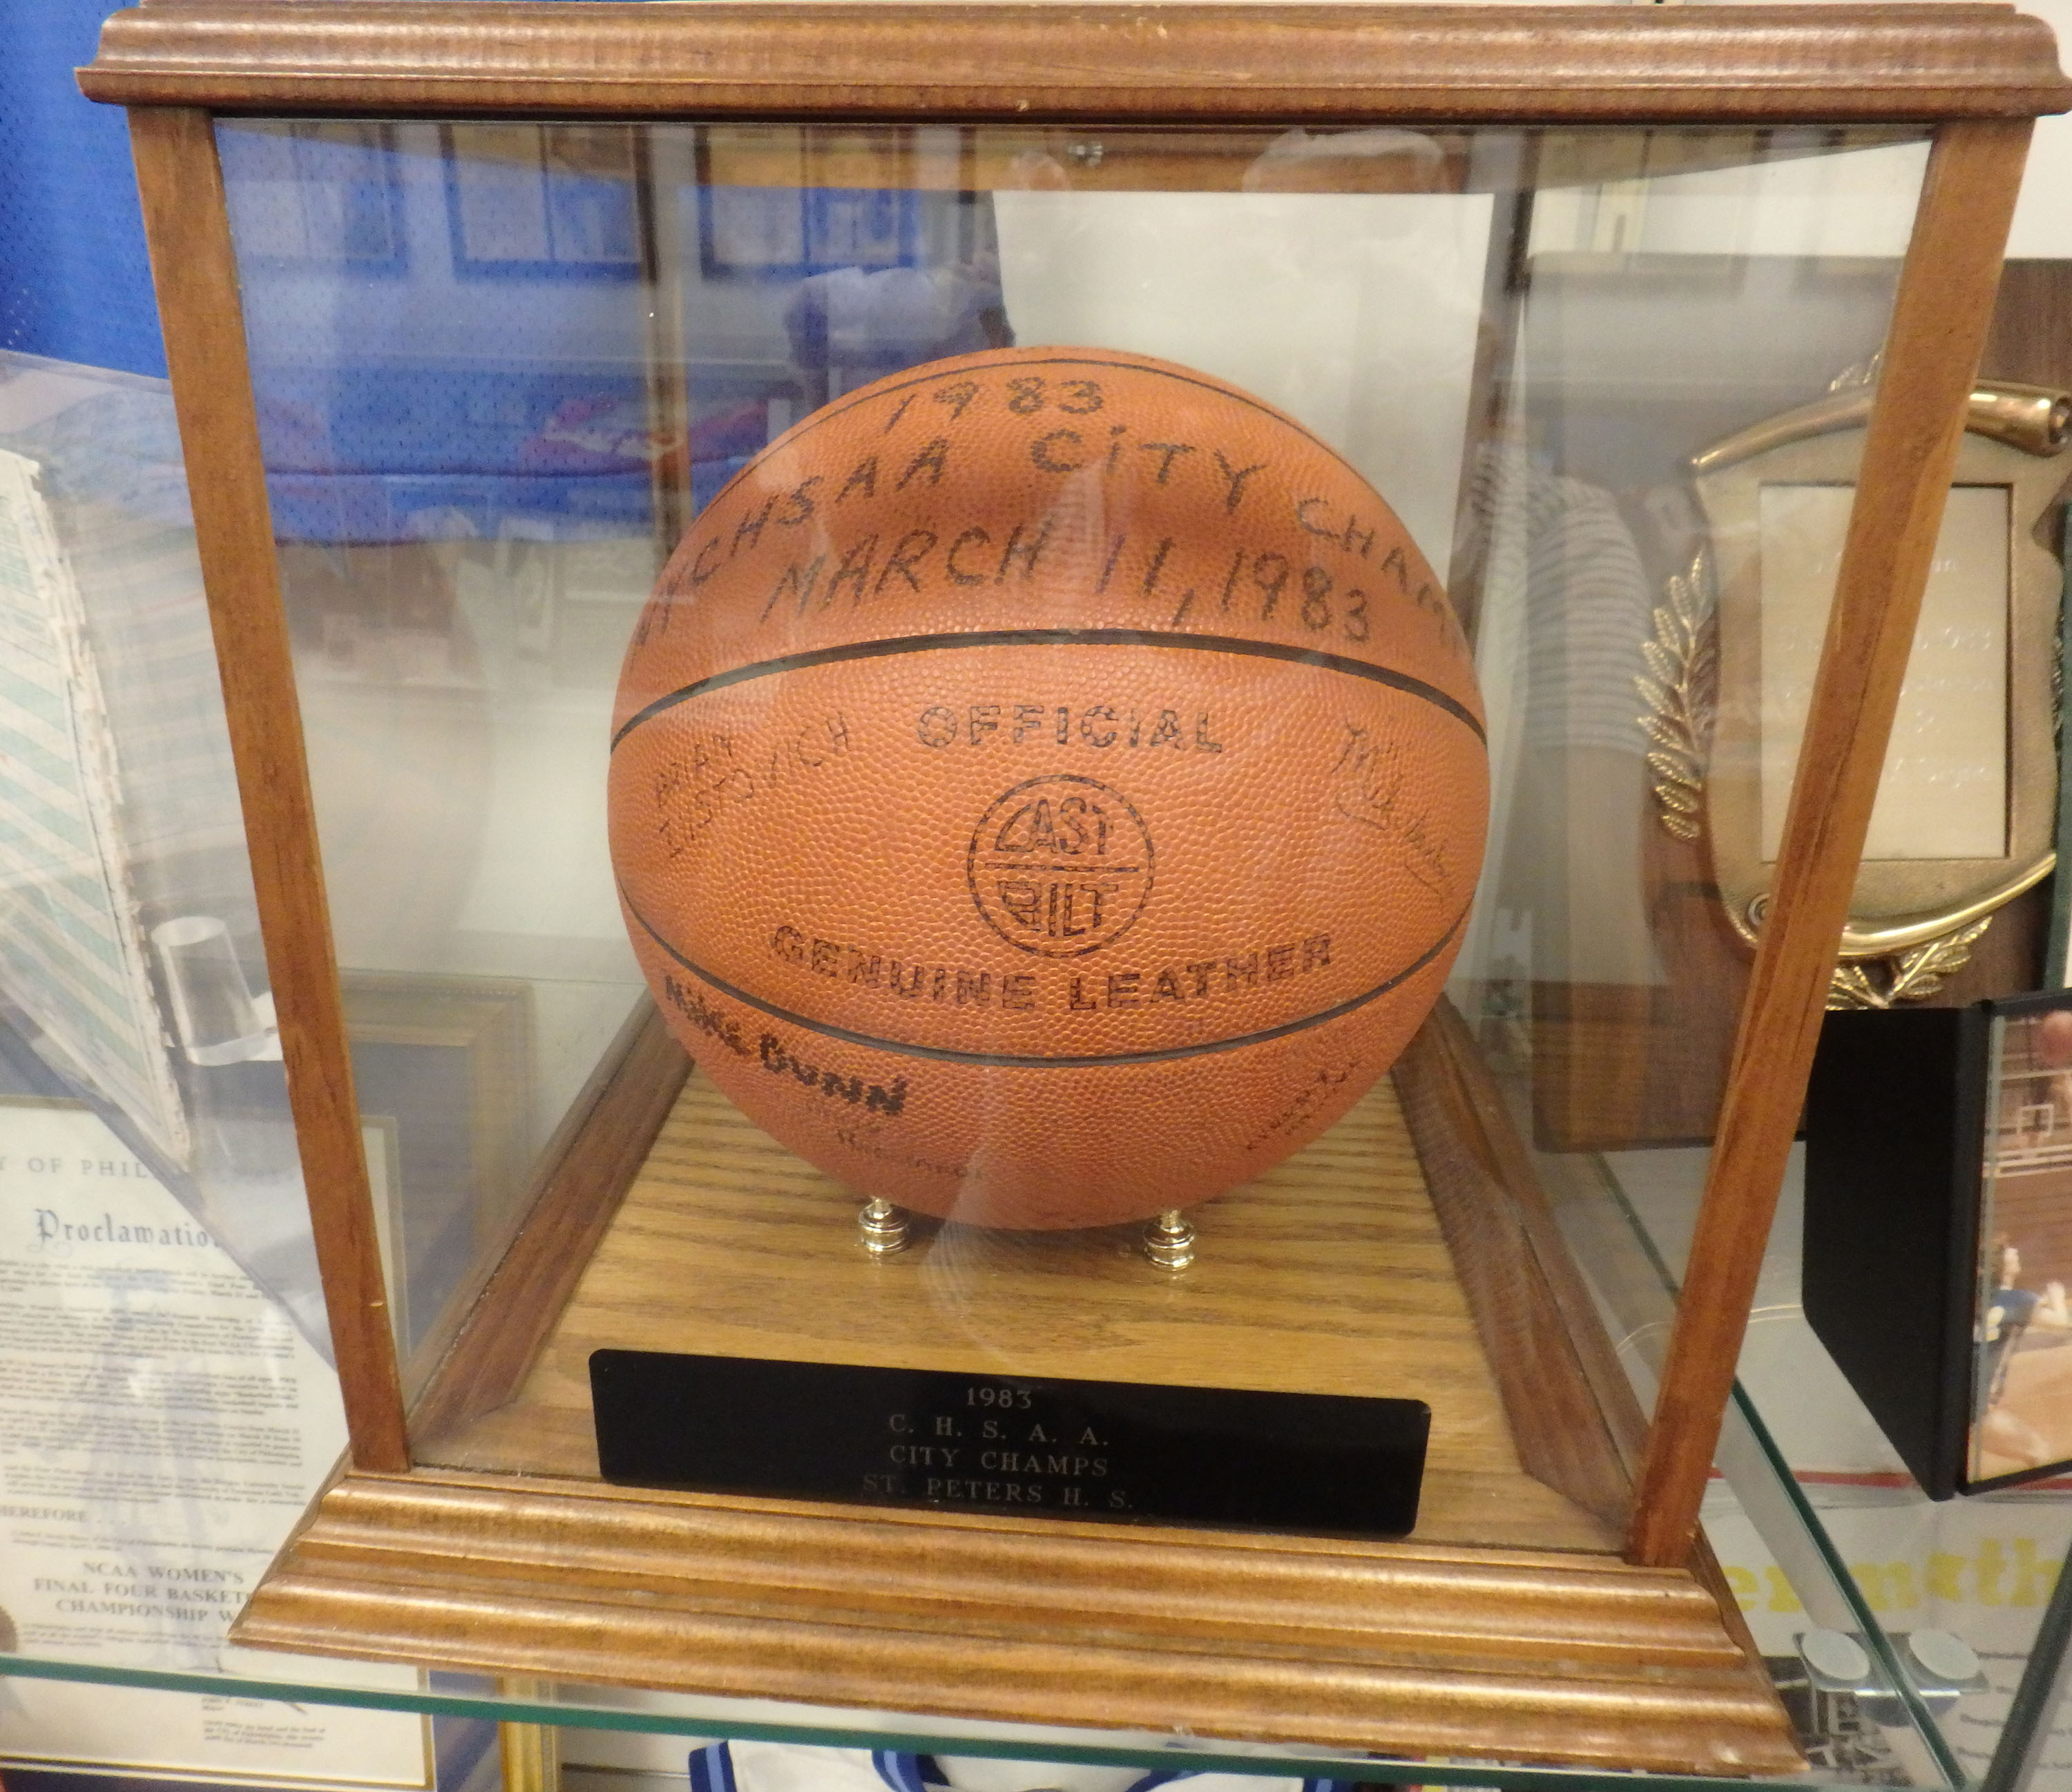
0,353,322,1344
0,348,430,1763
13,120,2065,1783
213,118,1932,1551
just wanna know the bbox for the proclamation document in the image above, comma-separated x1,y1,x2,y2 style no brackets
0,1096,432,1788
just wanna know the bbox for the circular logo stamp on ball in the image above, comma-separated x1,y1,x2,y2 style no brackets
967,774,1155,957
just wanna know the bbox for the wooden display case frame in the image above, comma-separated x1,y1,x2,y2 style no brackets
79,3,2071,1775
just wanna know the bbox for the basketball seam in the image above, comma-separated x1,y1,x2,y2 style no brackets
611,629,1486,750
621,886,1467,1071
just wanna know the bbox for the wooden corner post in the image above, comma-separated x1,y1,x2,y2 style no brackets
1627,117,2037,1567
125,105,410,1472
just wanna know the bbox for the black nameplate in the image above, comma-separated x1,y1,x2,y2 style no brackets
591,1351,1428,1538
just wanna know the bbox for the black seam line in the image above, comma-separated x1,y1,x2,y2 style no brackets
611,629,1485,750
680,354,1365,527
624,890,1466,1071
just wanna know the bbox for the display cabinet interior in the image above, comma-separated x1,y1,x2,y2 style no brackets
78,1,2072,1776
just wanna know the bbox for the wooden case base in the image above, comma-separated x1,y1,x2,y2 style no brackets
237,1468,1795,1773
233,1009,1798,1774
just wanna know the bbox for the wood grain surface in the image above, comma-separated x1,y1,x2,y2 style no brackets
127,106,409,1471
235,1029,1798,1771
1627,117,2037,1567
231,1465,1797,1773
1394,1001,1636,1530
81,4,2072,124
416,1063,1619,1555
1393,1008,1768,1659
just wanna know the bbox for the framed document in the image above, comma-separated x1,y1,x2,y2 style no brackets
0,449,187,1164
0,1096,433,1789
443,124,642,280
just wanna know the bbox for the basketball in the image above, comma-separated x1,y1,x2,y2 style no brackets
608,346,1488,1230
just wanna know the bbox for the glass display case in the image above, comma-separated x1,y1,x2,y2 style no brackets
12,0,2068,1782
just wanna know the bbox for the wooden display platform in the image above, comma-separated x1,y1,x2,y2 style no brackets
233,1009,1797,1773
415,1064,1615,1554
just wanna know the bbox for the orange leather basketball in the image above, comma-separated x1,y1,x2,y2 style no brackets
609,346,1487,1230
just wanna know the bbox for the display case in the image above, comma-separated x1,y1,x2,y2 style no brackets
58,1,2072,1778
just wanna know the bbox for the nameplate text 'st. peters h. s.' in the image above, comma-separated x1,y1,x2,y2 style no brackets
590,1352,1428,1538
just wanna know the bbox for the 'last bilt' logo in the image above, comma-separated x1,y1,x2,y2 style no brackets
966,774,1153,957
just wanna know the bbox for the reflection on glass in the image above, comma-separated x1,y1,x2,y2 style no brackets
0,350,326,1349
211,122,1932,1521
1461,135,1922,1159
152,914,271,1066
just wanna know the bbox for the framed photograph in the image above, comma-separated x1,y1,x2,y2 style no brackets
698,126,919,279
220,121,407,274
805,185,913,268
1969,997,2072,1488
442,123,642,280
340,972,533,1384
699,125,808,277
1805,989,2072,1498
701,184,807,276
